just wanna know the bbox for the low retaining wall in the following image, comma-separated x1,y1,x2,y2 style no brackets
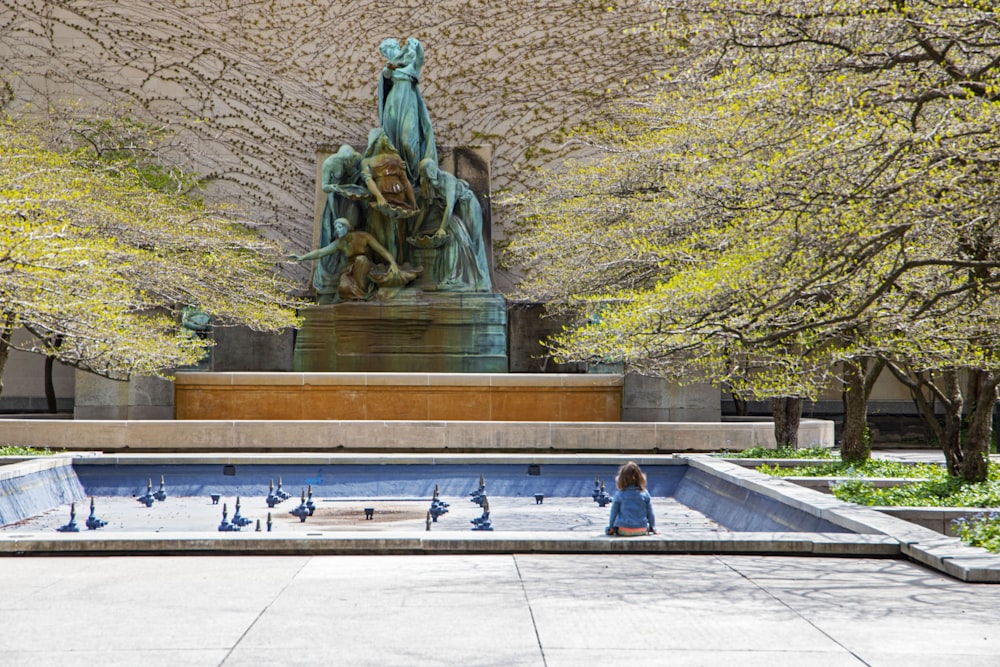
875,507,987,537
0,456,85,524
0,418,834,453
174,372,623,422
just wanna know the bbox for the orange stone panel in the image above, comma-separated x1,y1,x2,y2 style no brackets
364,387,432,420
427,388,493,421
175,374,623,421
303,388,368,420
491,388,564,421
241,388,308,420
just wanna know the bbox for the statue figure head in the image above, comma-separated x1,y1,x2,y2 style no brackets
324,144,361,185
379,38,402,61
333,217,354,239
365,127,398,158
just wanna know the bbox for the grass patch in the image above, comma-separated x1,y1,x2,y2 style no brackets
754,458,1000,506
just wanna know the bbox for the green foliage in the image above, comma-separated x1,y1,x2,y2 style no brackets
506,1,1000,404
756,460,947,479
831,466,1000,507
0,113,302,387
759,455,1000,508
63,116,203,195
750,452,1000,509
953,512,1000,553
719,446,834,459
0,445,64,456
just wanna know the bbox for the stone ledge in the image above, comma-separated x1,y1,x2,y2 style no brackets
173,372,625,388
0,530,901,557
0,419,835,453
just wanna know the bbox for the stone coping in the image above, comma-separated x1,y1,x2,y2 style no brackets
0,454,77,481
173,371,624,387
724,458,844,468
63,452,691,466
2,452,999,582
0,418,836,452
685,456,1000,582
0,530,900,557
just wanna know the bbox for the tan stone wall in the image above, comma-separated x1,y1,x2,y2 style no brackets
0,0,664,291
0,330,74,413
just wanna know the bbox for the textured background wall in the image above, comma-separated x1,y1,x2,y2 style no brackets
0,0,664,291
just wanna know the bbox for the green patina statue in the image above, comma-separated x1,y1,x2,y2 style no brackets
378,37,437,184
414,158,491,292
295,217,419,301
295,38,492,302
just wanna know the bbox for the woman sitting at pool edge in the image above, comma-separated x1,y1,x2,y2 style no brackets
605,461,657,537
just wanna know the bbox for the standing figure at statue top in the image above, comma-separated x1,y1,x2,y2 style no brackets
378,37,438,184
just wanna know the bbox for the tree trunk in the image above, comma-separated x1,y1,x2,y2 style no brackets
0,312,14,399
885,363,942,439
771,397,802,449
42,334,63,413
731,390,748,417
44,355,57,413
939,371,964,477
840,357,884,464
841,368,869,463
958,370,998,483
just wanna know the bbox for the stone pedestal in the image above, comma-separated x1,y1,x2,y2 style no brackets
293,292,507,373
212,326,294,372
73,370,173,420
622,374,721,422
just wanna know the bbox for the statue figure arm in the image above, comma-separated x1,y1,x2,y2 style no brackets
358,232,398,268
361,160,390,208
294,239,344,262
321,157,341,193
359,231,405,283
435,174,458,237
403,38,424,77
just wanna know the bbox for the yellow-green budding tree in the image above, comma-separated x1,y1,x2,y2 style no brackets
0,112,302,396
507,0,1000,480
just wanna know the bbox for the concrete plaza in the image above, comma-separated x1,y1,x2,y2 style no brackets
1,552,998,666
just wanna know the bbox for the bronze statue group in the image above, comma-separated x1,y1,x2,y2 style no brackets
296,38,491,303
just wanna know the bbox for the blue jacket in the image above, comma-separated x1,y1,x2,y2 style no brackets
607,485,655,531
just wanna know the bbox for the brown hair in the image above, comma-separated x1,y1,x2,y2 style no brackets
615,461,647,491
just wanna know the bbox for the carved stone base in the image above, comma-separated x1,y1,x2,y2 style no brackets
293,292,507,373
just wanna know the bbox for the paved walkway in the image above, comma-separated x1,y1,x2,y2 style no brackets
2,553,998,666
